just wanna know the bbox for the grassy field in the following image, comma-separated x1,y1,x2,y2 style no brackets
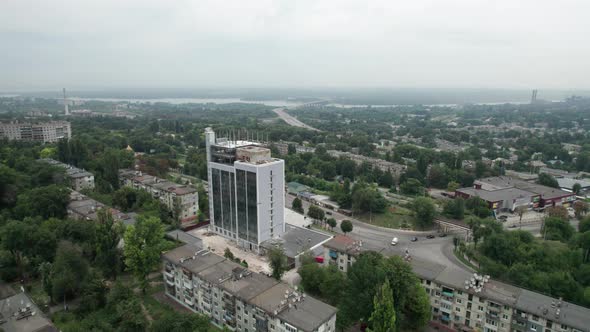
355,206,416,229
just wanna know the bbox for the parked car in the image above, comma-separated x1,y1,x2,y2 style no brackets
410,237,418,242
498,215,508,221
326,211,332,215
426,234,435,239
438,233,447,237
391,237,398,245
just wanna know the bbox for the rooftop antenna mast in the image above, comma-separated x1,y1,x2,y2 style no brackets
63,88,69,116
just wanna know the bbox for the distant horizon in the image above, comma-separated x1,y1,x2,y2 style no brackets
3,86,589,106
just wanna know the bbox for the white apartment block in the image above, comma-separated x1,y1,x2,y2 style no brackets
0,121,71,143
205,128,285,252
40,158,94,191
162,244,337,332
321,237,590,332
412,259,589,332
119,169,198,223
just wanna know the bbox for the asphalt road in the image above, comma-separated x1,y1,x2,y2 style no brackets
286,194,474,273
273,108,321,132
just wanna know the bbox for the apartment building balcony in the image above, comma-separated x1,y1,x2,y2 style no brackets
165,276,175,286
486,310,499,320
183,281,193,290
184,297,194,307
442,290,454,297
223,313,236,327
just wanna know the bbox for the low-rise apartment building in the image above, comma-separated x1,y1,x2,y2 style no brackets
412,258,589,332
162,244,337,332
0,121,71,143
67,191,137,226
39,158,95,191
119,169,198,223
327,150,406,178
322,235,361,273
320,236,590,332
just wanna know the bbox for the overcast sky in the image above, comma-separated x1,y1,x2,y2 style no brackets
1,0,589,90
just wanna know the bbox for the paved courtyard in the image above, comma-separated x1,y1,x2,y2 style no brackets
188,227,272,274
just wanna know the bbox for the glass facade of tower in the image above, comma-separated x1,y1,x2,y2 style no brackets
236,169,258,244
211,168,236,237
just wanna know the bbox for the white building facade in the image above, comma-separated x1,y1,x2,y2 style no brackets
0,121,71,143
205,128,285,252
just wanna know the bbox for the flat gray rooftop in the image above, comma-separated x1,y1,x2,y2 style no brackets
166,230,203,248
410,257,589,330
260,224,331,258
0,292,57,332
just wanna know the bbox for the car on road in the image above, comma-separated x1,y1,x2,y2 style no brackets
410,237,418,242
509,224,517,228
426,234,435,239
498,215,508,222
391,237,398,245
326,211,332,215
438,233,447,237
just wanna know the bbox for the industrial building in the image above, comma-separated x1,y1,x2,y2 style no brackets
119,169,198,223
456,176,576,212
162,244,337,332
205,128,285,252
0,121,71,143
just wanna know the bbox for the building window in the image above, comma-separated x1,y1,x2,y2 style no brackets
455,307,461,312
532,315,539,322
478,306,484,312
456,299,462,304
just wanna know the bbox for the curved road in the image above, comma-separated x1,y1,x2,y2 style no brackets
273,108,321,132
286,194,474,273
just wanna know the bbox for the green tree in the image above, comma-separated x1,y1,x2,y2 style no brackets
307,205,325,222
78,269,108,314
400,178,424,196
573,201,588,220
412,197,436,229
443,198,465,220
123,216,166,293
542,217,575,242
573,183,582,195
537,172,559,188
580,216,590,233
320,265,346,306
298,261,325,295
112,186,138,212
224,247,235,260
446,181,460,192
340,220,353,234
292,197,304,214
268,246,288,280
545,206,569,221
149,310,210,332
327,218,337,230
94,209,122,279
14,185,70,219
367,280,396,332
51,242,89,303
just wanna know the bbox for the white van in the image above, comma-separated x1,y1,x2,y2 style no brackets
391,237,398,245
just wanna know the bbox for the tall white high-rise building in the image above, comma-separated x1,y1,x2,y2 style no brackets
205,128,285,252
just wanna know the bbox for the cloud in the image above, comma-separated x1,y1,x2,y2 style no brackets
0,0,589,90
